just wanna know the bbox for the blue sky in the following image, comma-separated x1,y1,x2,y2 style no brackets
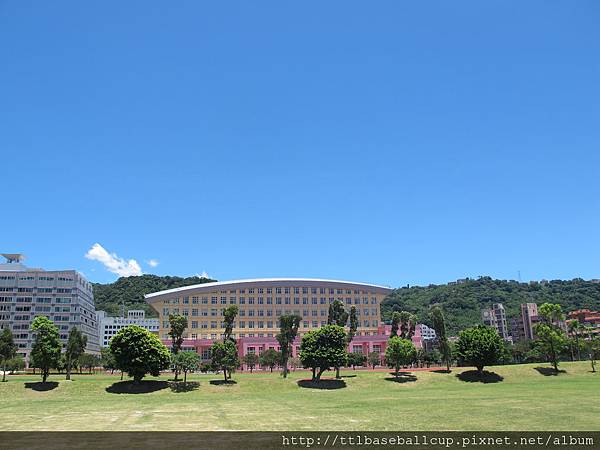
1,1,599,286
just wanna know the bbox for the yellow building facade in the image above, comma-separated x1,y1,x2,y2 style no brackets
145,278,392,341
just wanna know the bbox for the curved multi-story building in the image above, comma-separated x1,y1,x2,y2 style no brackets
145,278,392,342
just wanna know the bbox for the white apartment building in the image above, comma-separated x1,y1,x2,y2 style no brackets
96,309,160,347
417,323,437,341
0,254,100,360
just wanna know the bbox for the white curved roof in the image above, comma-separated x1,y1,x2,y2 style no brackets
145,278,392,300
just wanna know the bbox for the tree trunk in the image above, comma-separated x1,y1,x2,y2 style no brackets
316,367,326,381
184,371,187,383
311,367,316,381
2,361,6,382
120,370,124,381
570,342,575,361
282,357,288,378
575,335,581,361
223,368,227,382
476,365,484,375
66,355,71,381
550,341,558,372
42,369,48,383
270,366,273,373
335,367,340,379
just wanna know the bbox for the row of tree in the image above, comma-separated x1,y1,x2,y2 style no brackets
1,317,97,383
2,301,597,385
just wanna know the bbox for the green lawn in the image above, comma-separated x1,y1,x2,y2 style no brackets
0,362,597,431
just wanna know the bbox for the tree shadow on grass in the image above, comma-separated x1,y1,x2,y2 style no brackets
209,379,237,386
105,380,169,394
384,372,417,383
340,374,357,378
24,382,59,391
534,367,567,376
431,369,452,374
456,370,504,384
169,381,200,393
297,379,347,390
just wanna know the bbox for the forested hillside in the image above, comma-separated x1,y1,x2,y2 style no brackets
92,274,216,317
381,276,600,335
92,275,600,333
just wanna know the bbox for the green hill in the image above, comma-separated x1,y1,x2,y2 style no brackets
381,276,600,335
92,274,216,317
92,275,600,332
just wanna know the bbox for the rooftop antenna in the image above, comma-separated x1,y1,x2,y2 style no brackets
518,270,522,282
1,253,26,263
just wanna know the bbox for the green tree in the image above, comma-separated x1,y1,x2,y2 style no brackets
172,351,200,382
583,326,597,373
30,316,62,383
168,314,188,381
259,348,280,372
6,356,25,373
100,347,117,374
289,356,300,371
430,305,452,371
276,314,301,378
299,325,347,382
455,325,504,374
415,348,425,368
64,327,87,380
347,352,366,369
109,325,171,383
425,349,441,368
210,340,239,381
222,305,239,342
78,353,100,374
242,353,259,373
538,302,565,325
0,328,17,382
390,312,401,337
510,340,532,364
220,305,239,379
398,311,417,339
327,300,348,326
567,319,582,361
535,303,567,373
385,336,416,377
56,353,67,374
28,352,38,375
367,351,381,369
327,300,350,379
534,324,567,373
339,306,360,377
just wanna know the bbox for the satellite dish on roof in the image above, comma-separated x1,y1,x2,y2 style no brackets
1,253,26,263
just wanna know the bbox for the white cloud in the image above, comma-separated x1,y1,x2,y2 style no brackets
85,243,142,277
147,259,159,268
196,270,210,279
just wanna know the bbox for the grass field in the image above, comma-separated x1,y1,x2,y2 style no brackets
0,362,597,431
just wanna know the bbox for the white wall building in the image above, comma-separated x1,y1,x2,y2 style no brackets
417,323,436,341
96,310,159,347
0,253,100,360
